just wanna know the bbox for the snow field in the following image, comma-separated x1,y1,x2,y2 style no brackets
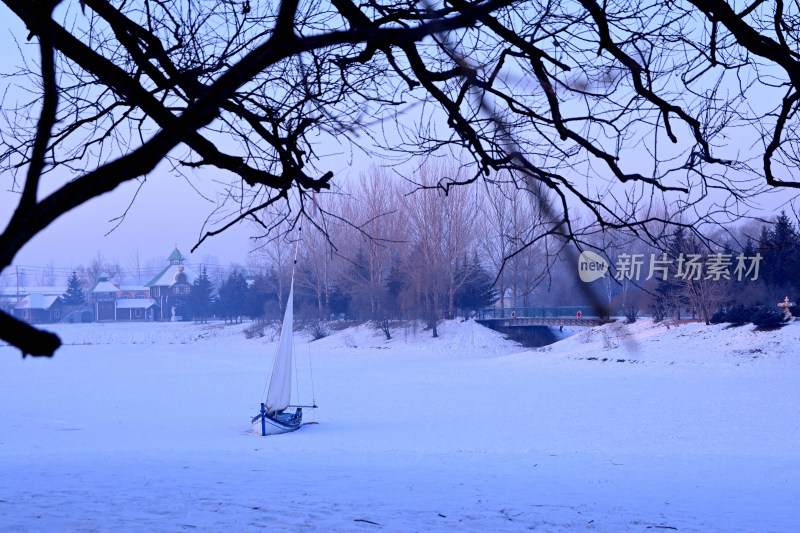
1,319,798,531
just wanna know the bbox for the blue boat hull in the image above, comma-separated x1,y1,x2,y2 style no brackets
252,407,302,435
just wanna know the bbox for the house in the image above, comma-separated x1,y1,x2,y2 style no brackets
118,285,150,300
1,286,65,312
5,244,196,323
114,285,158,320
12,293,63,324
114,298,159,321
89,274,120,321
146,246,195,320
88,274,159,321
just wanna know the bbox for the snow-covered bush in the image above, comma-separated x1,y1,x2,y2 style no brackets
307,320,331,340
651,301,666,323
623,304,639,324
712,305,781,328
373,318,393,340
244,323,267,339
751,306,786,329
579,329,599,344
602,329,619,349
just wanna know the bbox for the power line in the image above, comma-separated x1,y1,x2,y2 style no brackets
1,261,266,285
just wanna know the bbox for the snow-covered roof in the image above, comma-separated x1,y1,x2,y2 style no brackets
146,265,196,287
0,286,66,297
90,281,120,293
115,298,158,309
14,293,60,310
119,285,149,292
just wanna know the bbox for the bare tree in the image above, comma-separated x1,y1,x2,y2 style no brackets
128,249,144,285
37,263,57,286
334,167,402,318
402,168,446,336
439,166,480,317
481,176,550,309
479,183,511,309
356,168,403,318
5,0,800,355
296,217,335,318
249,213,298,313
74,252,122,288
401,161,479,333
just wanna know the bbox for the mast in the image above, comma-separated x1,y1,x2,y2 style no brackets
264,223,301,413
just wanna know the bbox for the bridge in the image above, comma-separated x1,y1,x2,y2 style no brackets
476,307,610,328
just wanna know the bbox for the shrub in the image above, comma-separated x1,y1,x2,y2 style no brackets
622,304,639,324
374,318,393,340
751,306,785,329
710,309,727,324
711,305,752,325
307,320,331,340
602,329,619,349
579,329,598,344
651,301,666,323
727,305,751,325
244,322,267,339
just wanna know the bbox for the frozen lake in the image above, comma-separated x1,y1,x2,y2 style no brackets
1,319,799,531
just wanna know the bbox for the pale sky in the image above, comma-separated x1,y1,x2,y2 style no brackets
0,148,364,285
0,6,364,284
1,5,798,289
2,168,251,268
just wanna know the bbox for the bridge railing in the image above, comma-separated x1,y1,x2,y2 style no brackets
477,306,604,320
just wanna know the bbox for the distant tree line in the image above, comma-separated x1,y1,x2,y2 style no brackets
570,211,800,327
181,166,799,333
244,162,532,336
159,162,532,334
24,164,799,333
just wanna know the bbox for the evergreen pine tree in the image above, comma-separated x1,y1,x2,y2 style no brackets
735,236,766,306
384,256,407,318
244,272,278,320
218,270,248,323
768,211,799,295
327,279,352,318
62,271,85,306
454,252,497,317
654,228,691,319
188,266,214,323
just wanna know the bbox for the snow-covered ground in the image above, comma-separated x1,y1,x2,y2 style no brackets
1,318,798,532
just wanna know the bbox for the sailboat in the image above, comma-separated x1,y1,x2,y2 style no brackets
251,228,314,435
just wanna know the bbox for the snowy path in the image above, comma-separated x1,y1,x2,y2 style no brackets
1,320,799,531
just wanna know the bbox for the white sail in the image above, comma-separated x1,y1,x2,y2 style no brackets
265,282,294,412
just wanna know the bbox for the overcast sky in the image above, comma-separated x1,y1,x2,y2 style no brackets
0,147,365,285
1,5,798,289
0,6,365,285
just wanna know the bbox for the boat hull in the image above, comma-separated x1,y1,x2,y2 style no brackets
252,407,302,435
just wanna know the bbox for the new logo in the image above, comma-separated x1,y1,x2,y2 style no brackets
578,251,608,282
